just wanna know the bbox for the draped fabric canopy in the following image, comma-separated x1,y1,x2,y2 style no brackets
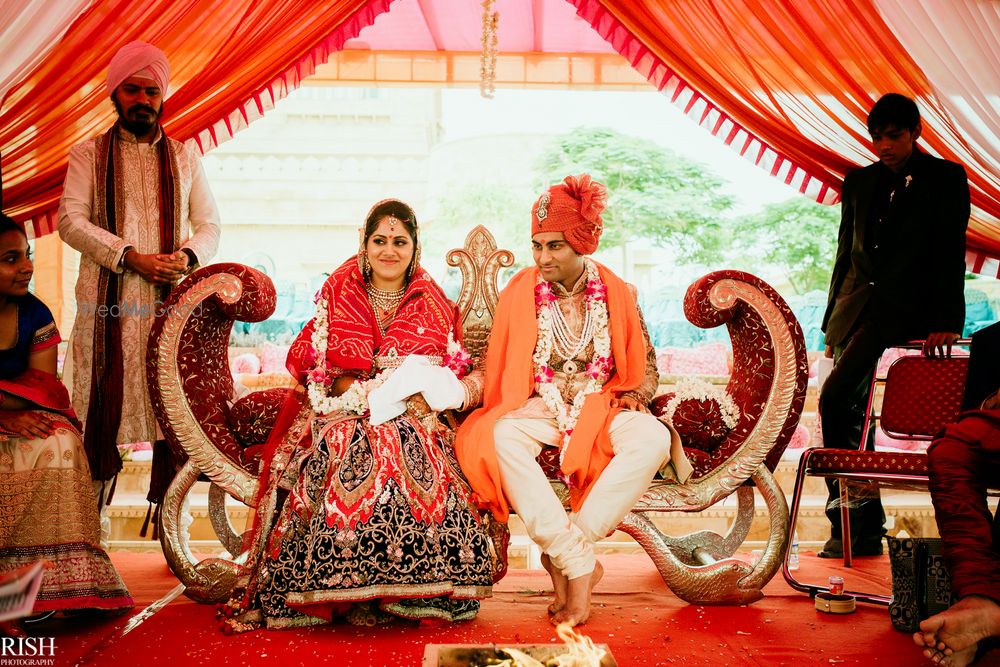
0,0,997,273
570,0,999,273
0,0,390,235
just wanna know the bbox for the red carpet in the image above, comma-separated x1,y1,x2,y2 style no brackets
34,549,961,666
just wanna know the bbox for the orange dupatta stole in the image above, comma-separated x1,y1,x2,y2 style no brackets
455,262,646,521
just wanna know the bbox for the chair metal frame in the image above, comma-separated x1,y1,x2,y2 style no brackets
783,340,972,605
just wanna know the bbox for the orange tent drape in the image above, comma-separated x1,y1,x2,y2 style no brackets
0,0,392,236
573,0,1000,266
2,0,997,268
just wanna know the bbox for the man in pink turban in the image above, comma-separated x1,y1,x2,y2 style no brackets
105,40,170,143
58,41,220,521
456,174,691,627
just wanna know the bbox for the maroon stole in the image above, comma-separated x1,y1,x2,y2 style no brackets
86,122,181,482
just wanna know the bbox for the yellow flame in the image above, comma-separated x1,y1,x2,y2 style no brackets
495,624,606,666
551,623,606,666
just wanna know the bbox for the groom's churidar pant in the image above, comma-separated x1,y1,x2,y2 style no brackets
493,411,669,580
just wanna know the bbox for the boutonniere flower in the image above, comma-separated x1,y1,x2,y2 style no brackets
904,175,912,189
584,280,608,303
534,365,554,384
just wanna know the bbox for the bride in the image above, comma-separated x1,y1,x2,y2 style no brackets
222,199,504,631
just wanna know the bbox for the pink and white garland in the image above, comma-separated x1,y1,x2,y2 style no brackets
306,294,472,416
532,259,612,467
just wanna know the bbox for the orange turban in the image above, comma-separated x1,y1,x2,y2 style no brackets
531,174,607,255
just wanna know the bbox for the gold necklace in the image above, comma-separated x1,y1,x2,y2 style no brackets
366,282,405,330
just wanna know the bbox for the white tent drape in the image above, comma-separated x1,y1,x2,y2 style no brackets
875,0,1000,220
0,0,92,102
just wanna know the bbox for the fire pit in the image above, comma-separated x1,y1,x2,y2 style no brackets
421,644,618,666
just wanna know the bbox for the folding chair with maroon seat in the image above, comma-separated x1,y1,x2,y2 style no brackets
783,342,970,605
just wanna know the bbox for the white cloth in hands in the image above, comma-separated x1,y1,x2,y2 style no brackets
367,355,465,426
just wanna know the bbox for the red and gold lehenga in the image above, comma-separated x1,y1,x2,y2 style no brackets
0,294,133,615
224,259,504,631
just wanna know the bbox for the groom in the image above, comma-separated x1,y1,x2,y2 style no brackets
456,174,690,627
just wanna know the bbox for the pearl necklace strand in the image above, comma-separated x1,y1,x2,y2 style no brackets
548,294,596,363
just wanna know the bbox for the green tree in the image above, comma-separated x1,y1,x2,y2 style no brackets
423,182,535,271
535,127,734,264
735,197,839,294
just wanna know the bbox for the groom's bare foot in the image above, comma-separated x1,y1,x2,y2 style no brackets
541,553,567,615
914,596,1000,665
551,561,603,627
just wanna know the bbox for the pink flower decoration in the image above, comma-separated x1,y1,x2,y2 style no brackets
585,280,607,303
307,367,331,386
301,346,317,367
585,355,612,381
534,365,554,384
444,346,474,379
534,282,557,308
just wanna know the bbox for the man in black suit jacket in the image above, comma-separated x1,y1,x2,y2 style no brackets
818,93,970,558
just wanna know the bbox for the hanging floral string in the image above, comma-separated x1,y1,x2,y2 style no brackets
307,294,382,415
479,0,499,99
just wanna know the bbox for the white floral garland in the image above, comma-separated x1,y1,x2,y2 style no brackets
532,259,612,468
307,294,386,415
660,376,741,429
306,293,470,416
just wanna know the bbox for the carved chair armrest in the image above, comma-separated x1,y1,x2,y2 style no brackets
147,263,276,505
678,271,808,481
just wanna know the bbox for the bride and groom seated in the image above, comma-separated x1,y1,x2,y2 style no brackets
221,175,690,632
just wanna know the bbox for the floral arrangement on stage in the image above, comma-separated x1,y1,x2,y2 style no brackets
659,376,741,429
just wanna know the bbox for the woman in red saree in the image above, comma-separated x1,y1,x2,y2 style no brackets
222,200,503,631
0,215,133,631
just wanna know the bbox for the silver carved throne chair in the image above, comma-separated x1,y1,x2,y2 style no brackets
148,225,807,604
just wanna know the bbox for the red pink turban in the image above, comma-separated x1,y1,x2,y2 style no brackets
531,174,607,255
106,41,170,97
